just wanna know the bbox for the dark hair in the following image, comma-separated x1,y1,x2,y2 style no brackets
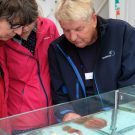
0,0,38,25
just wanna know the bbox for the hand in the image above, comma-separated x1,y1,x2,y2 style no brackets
62,112,81,122
84,117,107,129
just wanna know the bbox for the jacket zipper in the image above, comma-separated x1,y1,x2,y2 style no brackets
6,45,49,106
37,60,49,107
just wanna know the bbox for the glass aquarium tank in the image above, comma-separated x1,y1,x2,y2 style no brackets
1,85,135,135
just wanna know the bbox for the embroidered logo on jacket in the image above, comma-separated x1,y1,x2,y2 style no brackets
102,50,115,60
44,36,51,40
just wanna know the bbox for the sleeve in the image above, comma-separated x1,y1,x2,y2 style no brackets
52,22,60,40
48,44,75,120
0,44,8,118
0,41,9,117
48,44,68,104
118,24,135,87
48,18,60,40
0,70,7,118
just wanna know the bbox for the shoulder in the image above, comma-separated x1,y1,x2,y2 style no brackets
107,18,134,31
98,16,134,29
108,19,135,38
110,19,133,28
50,35,69,47
36,16,59,39
37,16,57,28
49,34,73,55
98,16,135,38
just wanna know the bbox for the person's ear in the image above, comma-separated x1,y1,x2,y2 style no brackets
91,13,97,28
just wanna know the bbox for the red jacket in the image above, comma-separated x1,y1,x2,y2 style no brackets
0,42,8,118
0,17,59,130
0,75,7,118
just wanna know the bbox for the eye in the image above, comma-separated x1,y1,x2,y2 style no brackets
76,26,84,31
63,29,70,33
9,21,22,29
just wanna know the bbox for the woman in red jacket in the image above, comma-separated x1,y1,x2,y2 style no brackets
0,0,59,134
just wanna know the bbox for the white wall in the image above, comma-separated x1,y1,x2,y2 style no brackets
36,0,63,34
120,0,135,26
94,0,109,19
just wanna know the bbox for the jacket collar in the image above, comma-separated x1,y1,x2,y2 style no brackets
97,16,108,39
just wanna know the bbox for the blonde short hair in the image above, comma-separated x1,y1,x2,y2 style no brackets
55,0,94,22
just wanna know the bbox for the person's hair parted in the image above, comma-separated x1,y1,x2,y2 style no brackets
0,0,38,25
55,0,95,22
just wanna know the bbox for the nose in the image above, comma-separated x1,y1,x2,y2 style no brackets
13,27,23,36
70,31,77,42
